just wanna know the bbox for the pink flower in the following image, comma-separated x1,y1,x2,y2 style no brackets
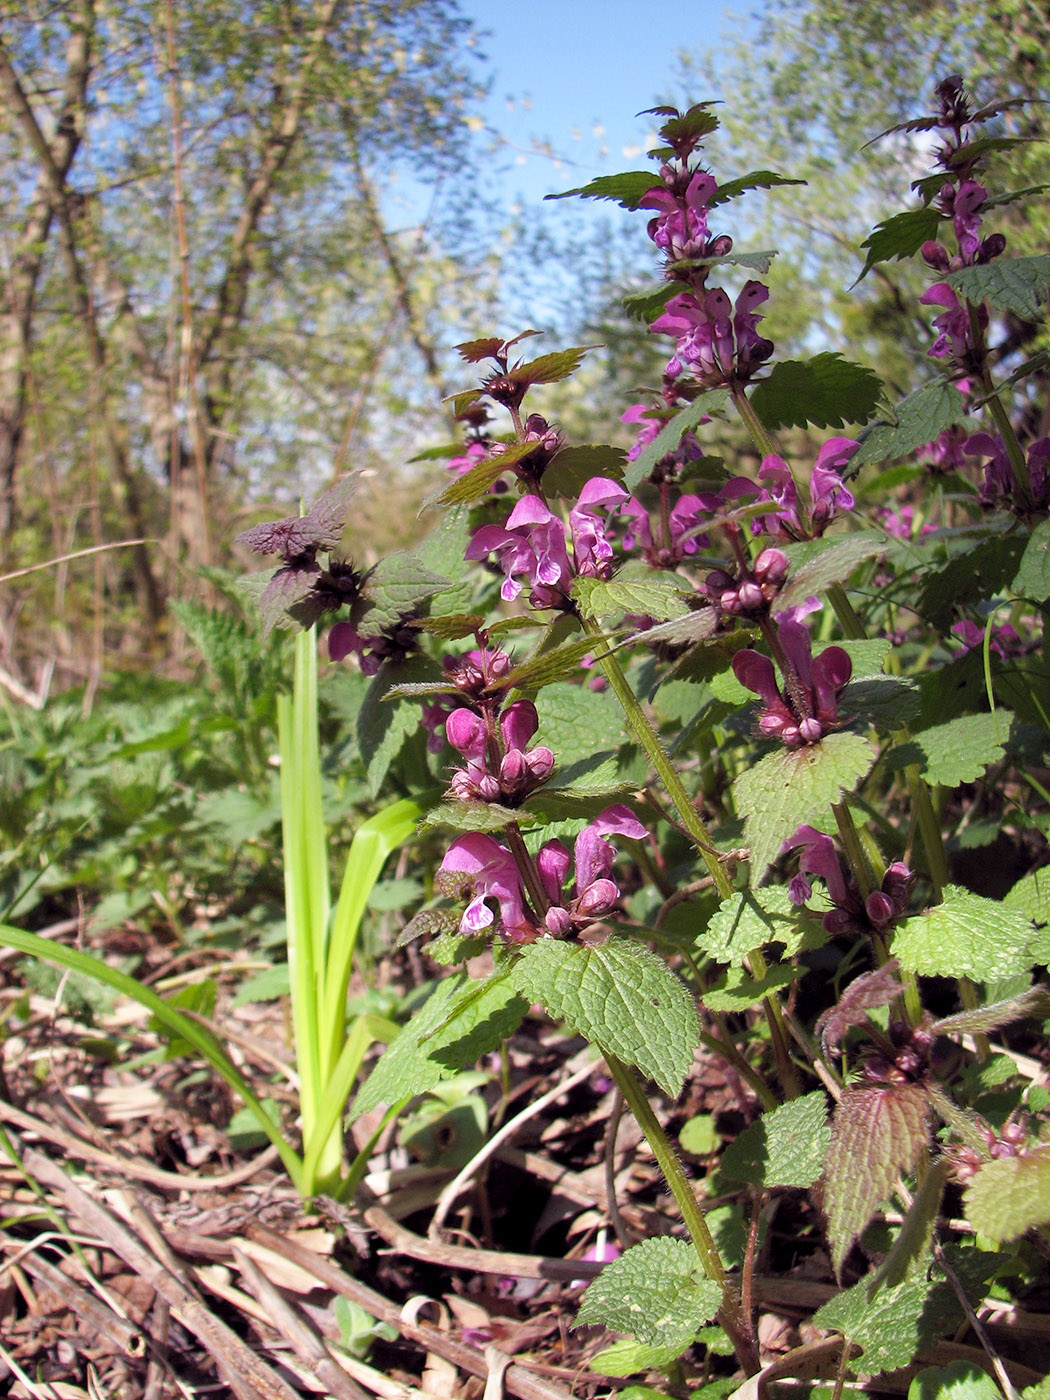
438,834,530,938
732,621,851,747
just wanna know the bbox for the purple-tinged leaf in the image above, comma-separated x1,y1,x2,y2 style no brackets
823,1081,930,1276
932,987,1050,1039
816,961,902,1057
867,1157,951,1295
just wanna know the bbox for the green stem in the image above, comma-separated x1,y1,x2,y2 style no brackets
730,384,780,460
833,801,874,901
968,303,1031,509
605,1054,759,1375
581,615,731,897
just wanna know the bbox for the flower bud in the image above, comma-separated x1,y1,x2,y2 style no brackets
754,547,788,585
477,774,501,802
545,905,573,937
499,748,527,792
921,240,951,271
864,890,896,929
576,877,619,918
447,707,487,756
736,579,763,611
526,746,555,782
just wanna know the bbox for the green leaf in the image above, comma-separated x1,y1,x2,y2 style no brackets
710,169,805,205
536,683,630,767
892,886,1041,982
814,1274,934,1374
574,576,689,623
623,285,677,323
231,962,291,1008
906,710,1012,787
1013,517,1050,601
588,1339,686,1377
546,170,661,210
357,656,440,798
732,732,877,885
576,1237,721,1351
777,532,886,613
853,379,970,468
358,551,449,633
503,636,602,691
670,250,778,276
517,347,595,386
822,1081,929,1276
350,973,528,1120
700,887,812,967
748,354,882,430
964,1147,1050,1244
512,936,699,1096
909,1362,1001,1400
543,446,626,498
869,1158,951,1294
932,987,1050,1039
857,207,943,283
945,255,1050,322
701,963,797,1011
419,800,529,834
428,452,517,506
719,1091,830,1189
626,394,729,491
918,531,1027,631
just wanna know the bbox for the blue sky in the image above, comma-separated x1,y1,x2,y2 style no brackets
456,0,736,207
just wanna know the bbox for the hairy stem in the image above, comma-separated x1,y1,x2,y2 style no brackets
605,1054,759,1374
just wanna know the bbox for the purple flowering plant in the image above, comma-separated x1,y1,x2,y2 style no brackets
233,78,1050,1386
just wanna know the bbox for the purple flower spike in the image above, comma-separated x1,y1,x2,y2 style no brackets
733,621,851,748
783,824,850,907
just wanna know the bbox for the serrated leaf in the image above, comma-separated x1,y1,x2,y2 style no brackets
870,1158,951,1295
892,886,1040,982
543,445,626,498
711,170,805,205
702,963,796,1011
414,613,487,640
964,1147,1050,1244
588,1339,686,1377
733,732,877,885
670,250,778,276
853,379,970,468
523,782,638,824
511,936,699,1096
517,347,594,386
817,962,904,1054
623,284,677,322
933,987,1050,1038
574,576,688,623
626,394,729,491
1013,517,1050,601
350,972,528,1120
700,887,811,967
428,452,519,507
946,254,1050,321
822,1081,929,1276
919,532,1027,630
857,207,943,282
357,655,441,797
907,710,1012,786
748,355,882,430
419,800,529,834
843,674,921,732
720,1091,830,1189
778,533,885,612
503,636,601,691
536,683,629,767
814,1274,934,1373
546,170,661,210
576,1237,721,1350
357,551,449,632
630,607,721,650
909,1361,1002,1400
